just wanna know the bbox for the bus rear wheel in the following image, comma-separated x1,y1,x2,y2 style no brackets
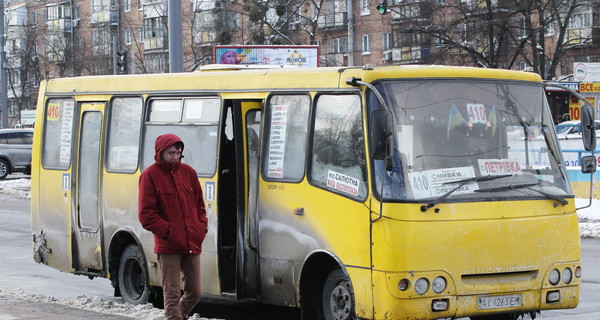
322,269,356,320
118,245,151,305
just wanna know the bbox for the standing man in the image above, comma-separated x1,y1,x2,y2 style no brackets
139,133,208,320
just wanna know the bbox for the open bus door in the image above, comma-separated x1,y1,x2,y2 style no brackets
73,102,105,275
217,100,262,299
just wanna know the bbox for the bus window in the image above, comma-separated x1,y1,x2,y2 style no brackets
106,97,143,172
309,94,367,199
262,94,310,181
142,97,220,176
42,98,75,169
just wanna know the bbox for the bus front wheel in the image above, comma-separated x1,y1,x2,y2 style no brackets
118,245,151,305
322,269,356,320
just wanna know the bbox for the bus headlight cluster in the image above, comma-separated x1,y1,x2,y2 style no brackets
548,269,560,285
398,276,447,295
549,267,577,286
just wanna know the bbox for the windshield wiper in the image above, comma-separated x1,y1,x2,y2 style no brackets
475,182,568,205
420,174,513,212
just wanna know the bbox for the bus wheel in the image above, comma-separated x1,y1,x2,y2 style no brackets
118,245,151,305
322,269,355,320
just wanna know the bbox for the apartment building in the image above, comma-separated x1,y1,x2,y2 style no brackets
2,0,600,126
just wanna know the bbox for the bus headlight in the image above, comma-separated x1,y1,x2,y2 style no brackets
432,276,446,294
562,268,573,284
575,266,582,278
414,278,429,295
549,269,560,285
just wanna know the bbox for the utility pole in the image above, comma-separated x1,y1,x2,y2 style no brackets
0,0,7,128
168,0,183,73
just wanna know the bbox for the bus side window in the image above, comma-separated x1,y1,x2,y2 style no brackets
309,94,367,199
262,94,310,181
106,97,143,172
42,98,75,169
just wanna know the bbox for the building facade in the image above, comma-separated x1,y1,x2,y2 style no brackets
1,0,599,126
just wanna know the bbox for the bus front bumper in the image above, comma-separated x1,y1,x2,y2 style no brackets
371,278,579,320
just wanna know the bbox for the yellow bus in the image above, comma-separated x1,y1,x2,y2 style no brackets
30,64,596,320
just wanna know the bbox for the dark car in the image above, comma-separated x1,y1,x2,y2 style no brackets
0,128,34,179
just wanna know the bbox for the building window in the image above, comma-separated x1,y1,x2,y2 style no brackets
125,0,131,12
91,0,111,13
361,0,370,15
333,37,347,53
144,17,166,39
361,35,371,54
124,29,132,45
382,32,391,51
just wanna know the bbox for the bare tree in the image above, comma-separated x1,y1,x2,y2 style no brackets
392,0,586,79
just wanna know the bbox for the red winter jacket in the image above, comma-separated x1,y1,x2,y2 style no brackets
138,134,208,254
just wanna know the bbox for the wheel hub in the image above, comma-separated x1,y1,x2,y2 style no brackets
329,281,352,320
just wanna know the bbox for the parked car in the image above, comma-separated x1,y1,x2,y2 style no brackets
555,120,600,139
0,128,34,179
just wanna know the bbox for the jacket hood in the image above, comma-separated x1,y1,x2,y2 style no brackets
154,133,184,162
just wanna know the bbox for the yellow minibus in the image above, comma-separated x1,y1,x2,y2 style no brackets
30,64,596,320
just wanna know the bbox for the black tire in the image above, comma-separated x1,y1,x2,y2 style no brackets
321,269,356,320
0,159,9,179
470,313,521,320
118,245,152,305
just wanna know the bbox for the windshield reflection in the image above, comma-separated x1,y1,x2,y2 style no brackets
370,80,571,202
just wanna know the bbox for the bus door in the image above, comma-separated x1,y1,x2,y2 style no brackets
218,100,262,299
73,103,105,274
37,98,77,272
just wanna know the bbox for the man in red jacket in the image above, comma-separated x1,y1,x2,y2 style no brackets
138,133,208,320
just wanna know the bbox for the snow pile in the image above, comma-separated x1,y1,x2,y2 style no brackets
0,178,30,200
0,288,214,320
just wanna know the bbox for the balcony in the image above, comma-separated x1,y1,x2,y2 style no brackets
144,36,168,51
391,45,431,63
317,12,348,29
391,1,433,23
46,17,73,33
91,6,119,25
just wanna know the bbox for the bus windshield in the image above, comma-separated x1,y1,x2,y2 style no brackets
372,79,571,203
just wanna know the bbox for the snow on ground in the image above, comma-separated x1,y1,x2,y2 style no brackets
0,287,213,320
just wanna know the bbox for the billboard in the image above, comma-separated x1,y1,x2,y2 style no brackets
573,62,600,82
214,45,319,67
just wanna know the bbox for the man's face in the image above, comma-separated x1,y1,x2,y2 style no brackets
161,145,182,163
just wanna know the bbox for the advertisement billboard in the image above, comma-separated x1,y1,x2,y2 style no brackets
214,45,319,67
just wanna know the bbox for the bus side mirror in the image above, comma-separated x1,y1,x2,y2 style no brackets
581,104,596,151
581,155,597,173
370,110,393,160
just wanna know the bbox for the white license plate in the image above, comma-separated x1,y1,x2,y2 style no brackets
477,294,522,310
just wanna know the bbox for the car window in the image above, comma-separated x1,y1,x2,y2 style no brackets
22,132,33,144
2,132,23,144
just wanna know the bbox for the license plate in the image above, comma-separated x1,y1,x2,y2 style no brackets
477,294,522,310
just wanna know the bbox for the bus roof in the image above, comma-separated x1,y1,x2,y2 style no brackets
41,65,543,95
